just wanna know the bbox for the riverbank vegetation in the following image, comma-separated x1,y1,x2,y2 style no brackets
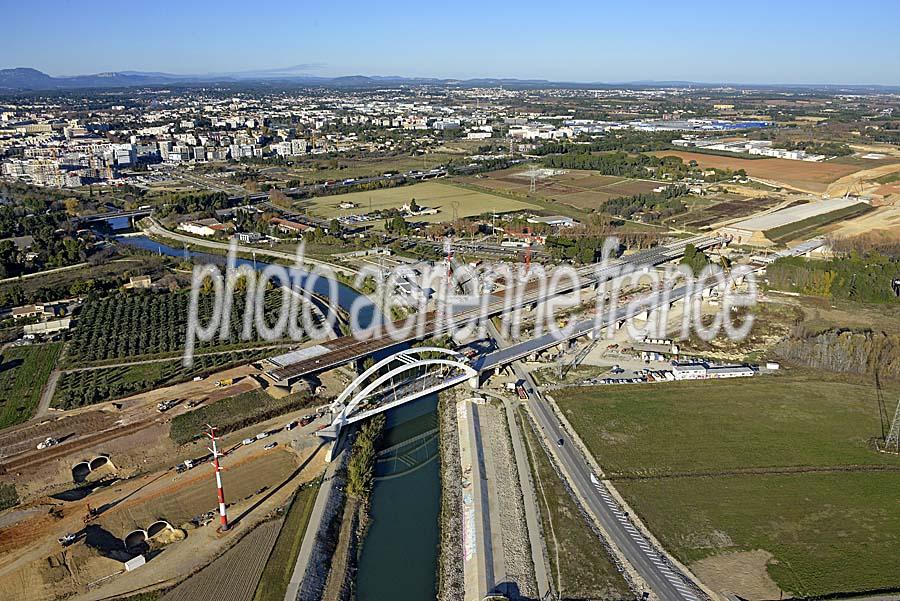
321,415,386,601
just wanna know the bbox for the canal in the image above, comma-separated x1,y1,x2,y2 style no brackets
114,234,442,600
357,394,441,601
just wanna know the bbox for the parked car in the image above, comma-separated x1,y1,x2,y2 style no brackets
242,438,254,446
256,432,270,440
264,442,278,450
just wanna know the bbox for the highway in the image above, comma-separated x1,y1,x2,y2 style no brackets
483,274,710,599
526,389,704,601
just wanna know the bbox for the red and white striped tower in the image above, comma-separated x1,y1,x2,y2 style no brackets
444,237,453,282
205,425,229,531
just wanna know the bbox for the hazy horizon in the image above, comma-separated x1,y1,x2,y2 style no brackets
3,0,900,86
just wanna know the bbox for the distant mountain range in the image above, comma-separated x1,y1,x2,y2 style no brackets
1,67,898,93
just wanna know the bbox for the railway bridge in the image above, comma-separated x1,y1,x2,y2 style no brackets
264,235,725,388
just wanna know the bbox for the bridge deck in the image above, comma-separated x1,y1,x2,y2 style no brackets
266,236,720,384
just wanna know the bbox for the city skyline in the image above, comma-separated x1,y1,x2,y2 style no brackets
3,0,900,85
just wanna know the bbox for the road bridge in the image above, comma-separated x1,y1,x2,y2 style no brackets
74,208,153,224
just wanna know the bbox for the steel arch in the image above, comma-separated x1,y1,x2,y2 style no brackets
330,346,469,412
338,358,476,421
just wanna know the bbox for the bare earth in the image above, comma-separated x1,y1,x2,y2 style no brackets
690,549,786,600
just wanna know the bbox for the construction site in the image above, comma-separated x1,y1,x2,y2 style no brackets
0,363,336,601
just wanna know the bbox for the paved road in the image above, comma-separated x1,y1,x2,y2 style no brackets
144,218,357,277
524,383,703,601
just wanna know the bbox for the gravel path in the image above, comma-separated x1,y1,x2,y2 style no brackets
482,402,537,599
437,394,464,601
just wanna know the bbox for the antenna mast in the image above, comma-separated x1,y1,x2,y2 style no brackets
205,425,229,531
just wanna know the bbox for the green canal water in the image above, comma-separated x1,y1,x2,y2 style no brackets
356,395,441,601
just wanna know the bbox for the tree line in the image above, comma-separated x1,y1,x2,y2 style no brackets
767,253,900,303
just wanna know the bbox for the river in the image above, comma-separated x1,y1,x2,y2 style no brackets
115,234,442,600
116,234,377,329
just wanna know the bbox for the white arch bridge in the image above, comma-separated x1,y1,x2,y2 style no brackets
317,347,477,440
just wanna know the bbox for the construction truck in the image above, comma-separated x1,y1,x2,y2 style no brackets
83,505,99,525
215,378,234,388
58,533,77,547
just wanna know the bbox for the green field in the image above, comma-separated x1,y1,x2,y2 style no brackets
618,472,900,596
554,371,897,477
303,180,539,223
519,408,630,600
0,342,61,428
253,480,322,601
553,371,900,596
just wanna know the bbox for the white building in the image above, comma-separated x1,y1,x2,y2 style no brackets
671,362,754,380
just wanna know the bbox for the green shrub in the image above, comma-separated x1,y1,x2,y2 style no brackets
169,389,315,444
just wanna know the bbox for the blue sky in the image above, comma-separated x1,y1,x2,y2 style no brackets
3,0,900,84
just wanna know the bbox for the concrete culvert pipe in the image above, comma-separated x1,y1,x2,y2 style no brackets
72,462,91,483
123,530,147,550
89,456,110,471
147,520,172,538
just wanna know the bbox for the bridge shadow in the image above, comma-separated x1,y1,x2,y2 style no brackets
491,581,542,601
230,440,327,528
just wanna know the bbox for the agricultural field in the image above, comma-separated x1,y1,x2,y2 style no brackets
52,349,273,409
652,151,887,193
302,180,537,223
66,289,296,365
671,194,787,230
519,408,631,600
253,480,322,601
0,342,61,428
456,167,663,211
159,515,283,601
553,370,900,597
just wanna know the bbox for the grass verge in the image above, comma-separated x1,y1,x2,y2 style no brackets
518,407,631,600
253,480,322,601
